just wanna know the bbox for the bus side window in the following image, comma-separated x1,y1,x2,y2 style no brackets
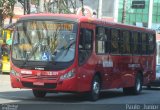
132,32,139,54
105,28,111,53
96,27,108,54
78,28,93,65
142,33,147,54
147,34,155,54
122,30,131,54
111,29,119,54
138,33,142,54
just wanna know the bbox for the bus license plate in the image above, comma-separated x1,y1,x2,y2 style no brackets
33,82,44,86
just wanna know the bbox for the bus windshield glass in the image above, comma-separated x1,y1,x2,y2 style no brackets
12,21,77,62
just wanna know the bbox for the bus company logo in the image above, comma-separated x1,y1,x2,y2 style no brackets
47,72,58,76
35,67,44,70
21,70,32,74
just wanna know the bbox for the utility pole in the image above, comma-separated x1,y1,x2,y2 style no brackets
122,0,127,23
148,0,153,28
39,0,44,13
114,0,119,22
98,0,102,19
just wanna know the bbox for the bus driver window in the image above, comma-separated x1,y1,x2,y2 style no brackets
78,28,93,65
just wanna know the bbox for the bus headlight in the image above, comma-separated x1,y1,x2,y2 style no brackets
10,69,20,77
60,69,75,80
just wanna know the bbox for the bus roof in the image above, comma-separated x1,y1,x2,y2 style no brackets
17,13,155,34
18,13,82,22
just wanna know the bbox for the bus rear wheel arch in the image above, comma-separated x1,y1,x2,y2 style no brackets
123,73,143,95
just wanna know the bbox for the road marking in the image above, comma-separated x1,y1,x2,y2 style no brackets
0,94,28,100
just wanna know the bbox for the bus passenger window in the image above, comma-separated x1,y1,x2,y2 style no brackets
142,33,147,54
111,29,119,54
96,27,107,54
78,28,93,65
122,31,131,54
148,34,155,54
132,32,139,54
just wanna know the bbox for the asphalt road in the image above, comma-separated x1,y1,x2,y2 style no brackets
0,74,160,110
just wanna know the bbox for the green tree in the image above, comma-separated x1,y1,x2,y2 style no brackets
8,0,16,23
0,0,16,28
0,1,4,29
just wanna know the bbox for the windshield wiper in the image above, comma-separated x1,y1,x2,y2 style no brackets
21,42,41,66
64,40,75,57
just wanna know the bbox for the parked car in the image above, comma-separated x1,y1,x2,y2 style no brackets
147,65,160,88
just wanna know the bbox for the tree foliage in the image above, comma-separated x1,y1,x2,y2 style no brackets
1,0,16,18
0,0,16,27
34,0,77,14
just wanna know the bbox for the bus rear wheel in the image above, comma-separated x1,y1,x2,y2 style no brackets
32,90,47,98
123,74,142,95
88,75,100,101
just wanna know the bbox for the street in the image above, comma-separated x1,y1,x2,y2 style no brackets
0,74,160,110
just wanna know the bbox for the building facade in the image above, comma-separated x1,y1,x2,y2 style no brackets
118,0,160,30
118,0,160,65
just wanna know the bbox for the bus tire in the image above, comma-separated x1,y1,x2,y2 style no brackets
123,74,142,95
32,90,46,98
88,75,100,101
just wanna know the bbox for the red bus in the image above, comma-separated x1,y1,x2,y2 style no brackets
10,14,156,101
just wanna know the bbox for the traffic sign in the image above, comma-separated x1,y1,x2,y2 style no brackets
132,0,145,9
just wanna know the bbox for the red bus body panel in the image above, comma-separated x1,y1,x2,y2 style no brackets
10,14,156,93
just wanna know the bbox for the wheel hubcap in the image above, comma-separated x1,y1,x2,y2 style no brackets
136,79,141,91
93,81,100,94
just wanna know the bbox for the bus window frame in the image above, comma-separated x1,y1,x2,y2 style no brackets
95,26,110,55
105,27,111,54
110,28,120,55
141,32,148,55
147,33,156,55
11,20,79,70
131,31,142,55
78,27,94,66
120,29,132,55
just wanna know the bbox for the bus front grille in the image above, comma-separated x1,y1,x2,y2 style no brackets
21,74,58,80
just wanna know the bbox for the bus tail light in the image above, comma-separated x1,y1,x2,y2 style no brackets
60,69,75,80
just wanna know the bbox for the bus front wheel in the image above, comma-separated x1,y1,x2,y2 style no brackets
32,90,47,98
88,75,100,101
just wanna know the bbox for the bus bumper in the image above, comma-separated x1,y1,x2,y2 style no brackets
10,74,82,92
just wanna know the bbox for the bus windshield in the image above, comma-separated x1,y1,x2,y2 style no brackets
12,21,77,63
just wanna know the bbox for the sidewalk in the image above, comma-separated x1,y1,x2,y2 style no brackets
0,74,15,92
0,74,11,87
0,74,27,92
0,74,10,82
